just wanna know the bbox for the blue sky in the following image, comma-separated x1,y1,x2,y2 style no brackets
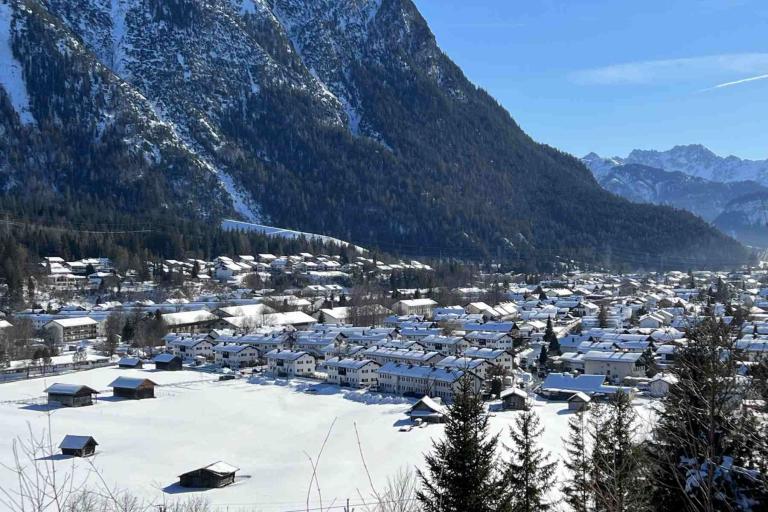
412,0,768,160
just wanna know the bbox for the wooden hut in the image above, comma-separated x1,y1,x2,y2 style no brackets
45,383,99,407
500,387,529,411
568,391,591,411
59,435,98,457
407,396,447,423
153,353,182,371
117,357,143,369
109,377,157,399
178,461,239,488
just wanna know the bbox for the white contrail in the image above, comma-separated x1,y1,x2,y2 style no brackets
712,73,768,89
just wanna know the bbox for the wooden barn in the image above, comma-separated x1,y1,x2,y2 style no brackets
568,392,591,412
153,353,182,371
178,461,239,488
45,383,99,407
109,377,157,399
117,357,143,369
500,387,529,411
59,435,98,457
407,396,447,423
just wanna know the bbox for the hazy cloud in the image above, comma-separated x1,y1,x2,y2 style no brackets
570,53,768,86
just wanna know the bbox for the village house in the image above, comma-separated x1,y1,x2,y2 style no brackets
167,337,215,362
266,349,316,377
419,335,470,355
463,331,514,350
44,317,99,344
462,347,516,373
324,358,380,388
45,383,99,407
377,363,483,401
213,344,260,369
582,351,646,383
361,347,443,366
435,356,494,381
391,298,438,317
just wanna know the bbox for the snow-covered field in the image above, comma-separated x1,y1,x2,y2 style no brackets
0,367,657,511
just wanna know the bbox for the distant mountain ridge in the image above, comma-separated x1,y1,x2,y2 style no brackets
0,0,747,269
583,147,768,247
587,145,768,185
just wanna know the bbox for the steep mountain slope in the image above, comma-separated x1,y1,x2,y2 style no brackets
714,192,768,248
624,145,768,185
0,0,748,268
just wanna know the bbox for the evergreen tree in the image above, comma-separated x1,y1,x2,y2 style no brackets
538,346,548,369
500,409,557,512
417,376,503,512
648,319,761,511
544,318,560,355
563,410,592,512
598,305,609,329
592,391,649,512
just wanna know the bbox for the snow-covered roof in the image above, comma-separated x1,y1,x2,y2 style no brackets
46,317,98,328
161,310,218,326
117,357,142,366
109,377,157,389
582,351,643,363
325,357,379,370
153,353,180,363
265,349,312,361
378,362,470,383
499,387,527,399
180,461,239,477
212,344,254,354
45,383,99,395
463,347,509,360
59,435,97,450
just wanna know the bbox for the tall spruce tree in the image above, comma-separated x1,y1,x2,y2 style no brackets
563,410,592,512
544,318,560,355
417,376,503,512
592,391,649,512
500,410,557,512
648,319,762,511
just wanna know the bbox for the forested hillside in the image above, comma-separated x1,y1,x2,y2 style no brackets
0,0,749,270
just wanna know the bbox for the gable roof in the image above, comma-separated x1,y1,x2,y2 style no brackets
108,377,157,389
179,461,239,478
59,435,98,450
45,383,99,395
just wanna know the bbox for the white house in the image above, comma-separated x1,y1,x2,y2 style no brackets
638,313,665,329
377,362,483,401
44,317,99,344
463,331,514,350
168,337,215,361
213,344,260,369
583,351,645,383
266,350,316,377
391,299,438,317
435,356,494,381
324,358,380,388
462,347,515,373
361,347,443,366
649,374,678,397
419,335,469,356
